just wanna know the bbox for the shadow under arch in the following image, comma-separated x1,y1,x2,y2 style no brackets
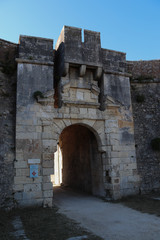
54,123,105,197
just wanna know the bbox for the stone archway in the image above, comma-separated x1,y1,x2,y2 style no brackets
54,124,105,196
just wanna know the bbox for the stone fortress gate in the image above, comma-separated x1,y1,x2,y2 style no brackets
14,26,140,207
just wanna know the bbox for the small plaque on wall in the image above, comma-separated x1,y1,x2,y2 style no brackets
30,165,38,178
28,159,40,164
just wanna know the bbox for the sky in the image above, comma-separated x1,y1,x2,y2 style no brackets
0,0,160,60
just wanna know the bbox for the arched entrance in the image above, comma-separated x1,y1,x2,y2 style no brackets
54,124,105,196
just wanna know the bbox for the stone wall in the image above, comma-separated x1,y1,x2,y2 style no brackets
127,60,160,79
12,26,140,207
128,60,160,192
1,26,160,208
14,36,55,207
0,39,17,208
131,79,160,193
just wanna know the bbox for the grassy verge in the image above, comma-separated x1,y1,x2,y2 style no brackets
0,206,103,240
117,194,160,216
0,210,15,240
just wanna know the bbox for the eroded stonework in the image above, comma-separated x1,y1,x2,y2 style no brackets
1,26,159,208
13,26,140,207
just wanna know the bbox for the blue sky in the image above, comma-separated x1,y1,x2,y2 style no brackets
0,0,160,60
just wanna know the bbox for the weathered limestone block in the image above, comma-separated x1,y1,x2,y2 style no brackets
22,191,43,200
43,168,54,176
93,120,105,135
16,168,29,177
42,183,53,191
43,176,52,183
13,184,24,192
73,90,82,101
42,132,55,139
88,108,97,119
14,161,27,169
111,151,129,158
42,140,57,153
24,183,41,192
14,176,42,184
79,65,86,77
42,160,54,168
43,190,53,198
43,198,53,208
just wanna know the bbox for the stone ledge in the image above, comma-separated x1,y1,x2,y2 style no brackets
130,79,160,83
63,100,100,108
66,60,103,69
16,58,54,66
104,69,131,77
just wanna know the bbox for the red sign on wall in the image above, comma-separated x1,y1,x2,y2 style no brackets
30,165,38,178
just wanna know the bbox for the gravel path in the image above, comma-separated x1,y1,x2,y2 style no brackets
54,187,160,240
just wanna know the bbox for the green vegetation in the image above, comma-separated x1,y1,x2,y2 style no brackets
120,194,160,216
136,94,145,103
136,75,153,81
28,56,33,60
131,85,136,90
1,64,16,75
33,91,44,100
131,75,154,82
151,138,160,151
1,51,17,76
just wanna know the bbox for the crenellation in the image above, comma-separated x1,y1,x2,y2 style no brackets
19,35,54,62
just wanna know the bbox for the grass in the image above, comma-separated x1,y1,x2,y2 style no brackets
136,94,145,103
0,206,103,240
0,210,15,240
33,91,44,100
151,138,160,151
117,194,160,217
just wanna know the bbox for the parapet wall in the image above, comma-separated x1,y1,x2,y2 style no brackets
55,26,127,74
127,60,160,79
19,35,54,62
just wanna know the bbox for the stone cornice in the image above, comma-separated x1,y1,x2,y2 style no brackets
16,58,54,66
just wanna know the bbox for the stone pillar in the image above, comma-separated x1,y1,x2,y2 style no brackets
14,36,54,206
103,73,140,199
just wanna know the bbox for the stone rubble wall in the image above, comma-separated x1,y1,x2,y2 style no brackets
129,59,160,192
0,39,17,208
127,60,160,79
131,80,160,192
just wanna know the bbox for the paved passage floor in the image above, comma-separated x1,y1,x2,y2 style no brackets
53,187,160,240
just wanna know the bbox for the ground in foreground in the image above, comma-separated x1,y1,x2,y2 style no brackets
0,206,102,240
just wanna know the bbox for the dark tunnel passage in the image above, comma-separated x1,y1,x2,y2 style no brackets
56,124,104,196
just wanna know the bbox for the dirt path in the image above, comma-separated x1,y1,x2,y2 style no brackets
53,187,160,240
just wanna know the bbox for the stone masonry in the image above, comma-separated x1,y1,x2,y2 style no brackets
0,26,159,208
0,39,17,208
128,62,160,193
13,26,140,207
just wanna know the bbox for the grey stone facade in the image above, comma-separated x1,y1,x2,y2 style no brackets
0,26,159,208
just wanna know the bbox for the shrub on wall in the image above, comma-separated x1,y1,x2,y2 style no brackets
151,138,160,151
136,94,145,103
33,91,44,101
